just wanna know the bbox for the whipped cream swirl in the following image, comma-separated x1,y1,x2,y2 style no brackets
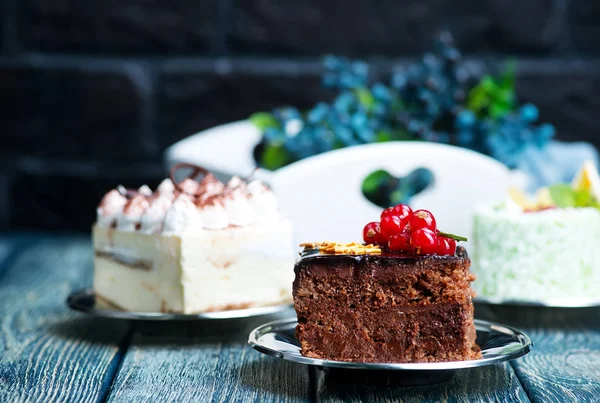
96,174,281,234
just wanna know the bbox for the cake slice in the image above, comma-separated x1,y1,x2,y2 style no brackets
93,163,295,313
472,161,600,303
293,205,481,363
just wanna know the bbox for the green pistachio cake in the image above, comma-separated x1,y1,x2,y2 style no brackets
471,161,600,304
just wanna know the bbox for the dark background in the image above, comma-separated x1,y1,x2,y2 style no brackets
0,0,599,231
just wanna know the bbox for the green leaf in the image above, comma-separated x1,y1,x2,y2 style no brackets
574,189,593,207
260,144,291,170
355,87,375,110
480,76,497,92
466,63,517,120
393,129,417,141
548,184,577,208
375,131,392,142
249,112,279,131
500,61,516,90
375,129,415,142
438,232,468,242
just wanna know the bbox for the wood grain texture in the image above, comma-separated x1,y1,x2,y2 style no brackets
476,304,600,403
0,237,129,403
107,314,309,402
108,317,528,402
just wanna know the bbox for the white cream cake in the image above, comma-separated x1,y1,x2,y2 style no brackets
471,162,600,304
93,165,295,313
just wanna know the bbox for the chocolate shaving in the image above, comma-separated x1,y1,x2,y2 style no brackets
169,163,211,196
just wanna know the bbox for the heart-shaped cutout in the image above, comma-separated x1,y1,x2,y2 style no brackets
362,167,435,208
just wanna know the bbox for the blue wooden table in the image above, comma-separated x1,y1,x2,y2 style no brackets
1,234,599,402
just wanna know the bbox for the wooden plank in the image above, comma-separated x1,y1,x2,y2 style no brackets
108,317,528,402
0,236,130,402
476,304,600,403
107,314,309,402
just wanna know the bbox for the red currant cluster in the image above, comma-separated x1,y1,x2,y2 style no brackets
362,204,458,256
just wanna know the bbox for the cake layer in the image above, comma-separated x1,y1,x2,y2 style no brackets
94,220,294,313
472,204,600,302
294,248,475,308
293,247,480,363
295,302,478,363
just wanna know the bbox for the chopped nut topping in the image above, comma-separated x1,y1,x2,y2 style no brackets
300,241,381,255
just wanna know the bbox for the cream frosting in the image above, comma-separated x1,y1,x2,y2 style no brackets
117,195,150,231
97,190,128,227
96,175,282,233
140,195,173,234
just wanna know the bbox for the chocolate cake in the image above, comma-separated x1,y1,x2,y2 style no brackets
293,244,481,363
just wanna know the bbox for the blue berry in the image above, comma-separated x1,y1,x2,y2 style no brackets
456,110,476,128
391,72,407,89
307,102,329,124
520,104,539,122
350,111,368,130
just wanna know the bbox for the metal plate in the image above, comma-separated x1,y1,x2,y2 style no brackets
248,318,532,370
474,296,600,308
67,289,294,321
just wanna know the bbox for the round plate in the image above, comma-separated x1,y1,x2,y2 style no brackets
248,318,532,370
474,295,600,308
67,289,293,321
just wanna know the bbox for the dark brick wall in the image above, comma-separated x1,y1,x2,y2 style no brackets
0,1,599,231
25,1,219,53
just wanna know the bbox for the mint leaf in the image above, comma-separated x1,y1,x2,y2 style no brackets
548,184,576,208
250,112,279,131
574,189,593,207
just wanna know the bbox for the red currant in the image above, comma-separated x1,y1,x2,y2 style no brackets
435,237,454,255
410,228,438,255
380,216,404,239
435,236,450,256
391,204,413,219
363,222,382,245
380,207,395,220
388,232,411,253
446,238,457,255
410,209,437,231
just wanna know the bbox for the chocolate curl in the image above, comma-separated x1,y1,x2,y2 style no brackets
169,163,211,196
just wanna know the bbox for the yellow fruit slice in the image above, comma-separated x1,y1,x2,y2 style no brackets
535,187,554,209
571,160,600,201
508,187,534,210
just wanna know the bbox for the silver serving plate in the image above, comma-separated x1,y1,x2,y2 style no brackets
67,289,293,320
474,295,600,308
249,318,532,371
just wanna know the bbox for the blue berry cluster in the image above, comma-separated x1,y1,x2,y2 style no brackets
251,32,555,171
